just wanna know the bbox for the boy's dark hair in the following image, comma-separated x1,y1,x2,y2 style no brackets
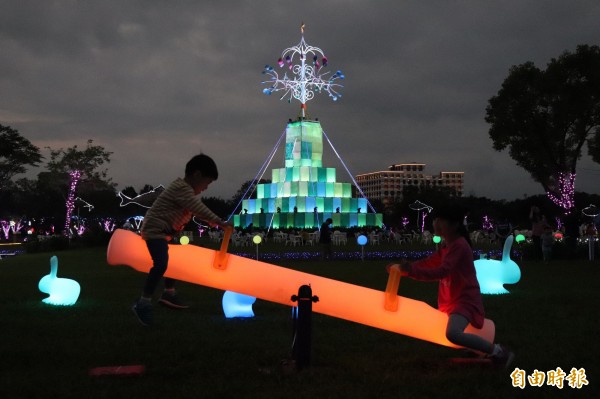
185,154,218,179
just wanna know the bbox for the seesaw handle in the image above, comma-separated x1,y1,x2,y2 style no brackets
213,226,233,270
384,265,401,312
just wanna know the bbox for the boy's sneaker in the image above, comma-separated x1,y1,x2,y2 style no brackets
132,300,153,327
158,291,190,309
491,345,515,369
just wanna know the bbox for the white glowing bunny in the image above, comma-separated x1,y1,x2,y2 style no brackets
474,235,521,294
38,256,81,305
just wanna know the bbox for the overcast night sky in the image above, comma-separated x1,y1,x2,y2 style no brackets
1,0,599,201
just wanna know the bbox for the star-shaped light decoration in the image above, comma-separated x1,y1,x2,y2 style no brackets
261,23,344,118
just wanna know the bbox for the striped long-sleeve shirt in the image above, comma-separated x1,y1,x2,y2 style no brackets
141,178,221,240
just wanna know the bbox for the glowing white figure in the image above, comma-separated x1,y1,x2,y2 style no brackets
117,185,165,208
38,256,81,306
74,197,94,212
409,200,433,232
474,235,521,295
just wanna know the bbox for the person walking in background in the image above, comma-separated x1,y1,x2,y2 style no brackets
584,221,596,261
529,206,545,260
319,218,333,261
563,208,581,259
494,216,513,250
540,225,554,263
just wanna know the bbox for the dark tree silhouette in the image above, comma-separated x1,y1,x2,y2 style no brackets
486,44,600,212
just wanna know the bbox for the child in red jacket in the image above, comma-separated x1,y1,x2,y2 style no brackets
387,204,514,367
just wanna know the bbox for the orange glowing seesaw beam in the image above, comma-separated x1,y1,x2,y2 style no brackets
107,228,494,348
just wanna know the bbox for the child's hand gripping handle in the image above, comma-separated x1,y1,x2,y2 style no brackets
384,264,402,312
213,226,233,270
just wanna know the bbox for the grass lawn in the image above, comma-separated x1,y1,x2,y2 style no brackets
0,240,598,399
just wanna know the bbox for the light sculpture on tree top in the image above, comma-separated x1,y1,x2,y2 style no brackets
262,23,344,118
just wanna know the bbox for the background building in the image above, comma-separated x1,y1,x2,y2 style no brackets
355,163,464,205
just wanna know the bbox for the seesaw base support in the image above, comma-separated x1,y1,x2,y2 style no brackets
291,285,319,369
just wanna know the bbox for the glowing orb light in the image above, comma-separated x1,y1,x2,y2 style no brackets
222,291,256,318
554,232,563,240
515,234,525,243
179,235,190,245
474,235,521,294
107,229,495,348
432,235,442,244
253,235,262,245
357,235,367,246
38,256,80,306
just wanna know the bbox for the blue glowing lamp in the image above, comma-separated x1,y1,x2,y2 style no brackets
38,256,80,306
222,291,256,318
474,235,521,294
357,235,367,246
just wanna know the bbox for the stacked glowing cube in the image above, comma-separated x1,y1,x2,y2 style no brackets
234,120,383,228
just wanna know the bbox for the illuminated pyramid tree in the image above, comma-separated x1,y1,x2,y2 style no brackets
234,25,382,229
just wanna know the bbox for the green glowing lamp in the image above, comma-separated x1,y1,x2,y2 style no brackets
515,234,525,243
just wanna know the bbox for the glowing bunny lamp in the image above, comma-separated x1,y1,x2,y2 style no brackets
474,235,521,294
221,228,256,318
38,256,81,306
222,291,257,318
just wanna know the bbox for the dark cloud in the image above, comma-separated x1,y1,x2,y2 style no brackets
1,0,599,200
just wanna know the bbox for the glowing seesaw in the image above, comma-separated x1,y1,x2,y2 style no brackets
107,228,494,348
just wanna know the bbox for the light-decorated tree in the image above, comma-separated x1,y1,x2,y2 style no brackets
46,139,113,235
485,44,600,213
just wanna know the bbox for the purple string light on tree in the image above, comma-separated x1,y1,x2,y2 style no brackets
9,219,23,235
64,170,82,236
0,221,11,240
402,217,409,228
547,172,576,213
101,218,116,233
555,217,563,230
74,224,86,236
482,215,494,231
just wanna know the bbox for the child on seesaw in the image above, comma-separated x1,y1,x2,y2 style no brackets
387,204,514,368
133,153,232,327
